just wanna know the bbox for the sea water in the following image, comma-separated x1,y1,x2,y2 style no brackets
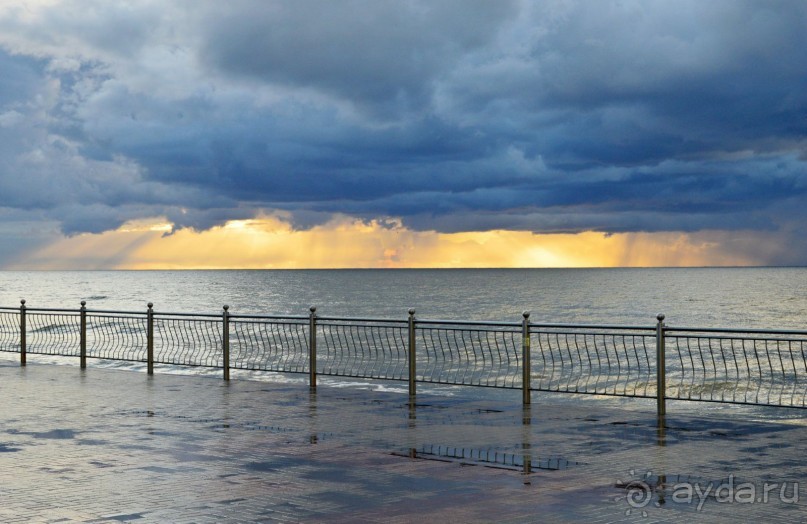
1,267,806,328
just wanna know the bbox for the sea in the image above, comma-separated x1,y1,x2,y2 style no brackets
1,267,806,327
2,268,806,421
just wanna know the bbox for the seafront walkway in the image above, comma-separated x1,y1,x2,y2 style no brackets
1,359,806,522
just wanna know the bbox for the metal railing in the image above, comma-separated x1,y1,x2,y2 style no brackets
664,326,807,408
2,301,807,416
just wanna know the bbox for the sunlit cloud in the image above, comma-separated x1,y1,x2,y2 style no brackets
9,214,767,270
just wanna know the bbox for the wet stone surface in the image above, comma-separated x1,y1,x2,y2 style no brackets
2,358,807,522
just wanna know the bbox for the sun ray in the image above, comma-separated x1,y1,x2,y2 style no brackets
7,214,763,270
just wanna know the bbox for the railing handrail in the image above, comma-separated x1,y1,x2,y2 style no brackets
17,307,79,314
529,322,656,331
529,330,658,339
5,306,657,331
6,303,807,335
15,306,223,319
84,309,150,316
415,318,521,328
312,315,408,324
147,311,222,319
229,313,309,321
666,326,807,336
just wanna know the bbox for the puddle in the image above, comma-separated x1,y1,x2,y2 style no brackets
33,429,77,439
103,512,146,522
245,456,311,472
395,444,583,472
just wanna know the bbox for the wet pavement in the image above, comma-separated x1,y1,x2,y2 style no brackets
1,358,807,522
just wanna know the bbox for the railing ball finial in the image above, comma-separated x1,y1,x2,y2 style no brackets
657,313,665,322
81,300,86,307
223,305,229,311
523,311,531,319
20,299,25,305
310,306,317,314
408,308,415,316
147,302,153,309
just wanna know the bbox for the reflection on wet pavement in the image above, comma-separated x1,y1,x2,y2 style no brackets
2,359,807,522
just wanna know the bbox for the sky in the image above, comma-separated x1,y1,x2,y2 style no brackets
0,0,805,269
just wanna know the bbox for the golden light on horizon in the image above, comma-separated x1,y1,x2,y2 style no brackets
8,214,763,270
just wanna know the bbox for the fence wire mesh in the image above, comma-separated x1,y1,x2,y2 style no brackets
230,318,309,373
0,310,19,352
27,312,81,357
530,329,656,398
153,315,223,368
418,325,522,388
666,331,807,408
87,314,148,362
318,320,408,381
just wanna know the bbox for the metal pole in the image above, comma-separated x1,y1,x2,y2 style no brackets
522,311,531,406
19,299,26,367
309,306,317,391
408,308,416,399
80,300,87,369
656,313,666,419
147,303,154,375
222,305,230,381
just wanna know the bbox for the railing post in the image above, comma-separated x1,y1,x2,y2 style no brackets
19,299,26,367
222,305,230,381
408,308,416,399
147,303,154,375
309,306,317,391
656,313,666,419
522,311,531,406
80,300,87,369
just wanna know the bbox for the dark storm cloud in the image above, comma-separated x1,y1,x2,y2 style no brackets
200,0,518,117
0,0,806,259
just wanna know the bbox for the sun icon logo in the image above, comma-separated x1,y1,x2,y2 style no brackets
614,469,662,517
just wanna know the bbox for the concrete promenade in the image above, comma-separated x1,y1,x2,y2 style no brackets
2,358,807,523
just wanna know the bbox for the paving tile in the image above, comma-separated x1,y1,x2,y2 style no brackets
1,357,807,522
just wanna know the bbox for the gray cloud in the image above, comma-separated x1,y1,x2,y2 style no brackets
0,0,806,262
199,0,518,117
